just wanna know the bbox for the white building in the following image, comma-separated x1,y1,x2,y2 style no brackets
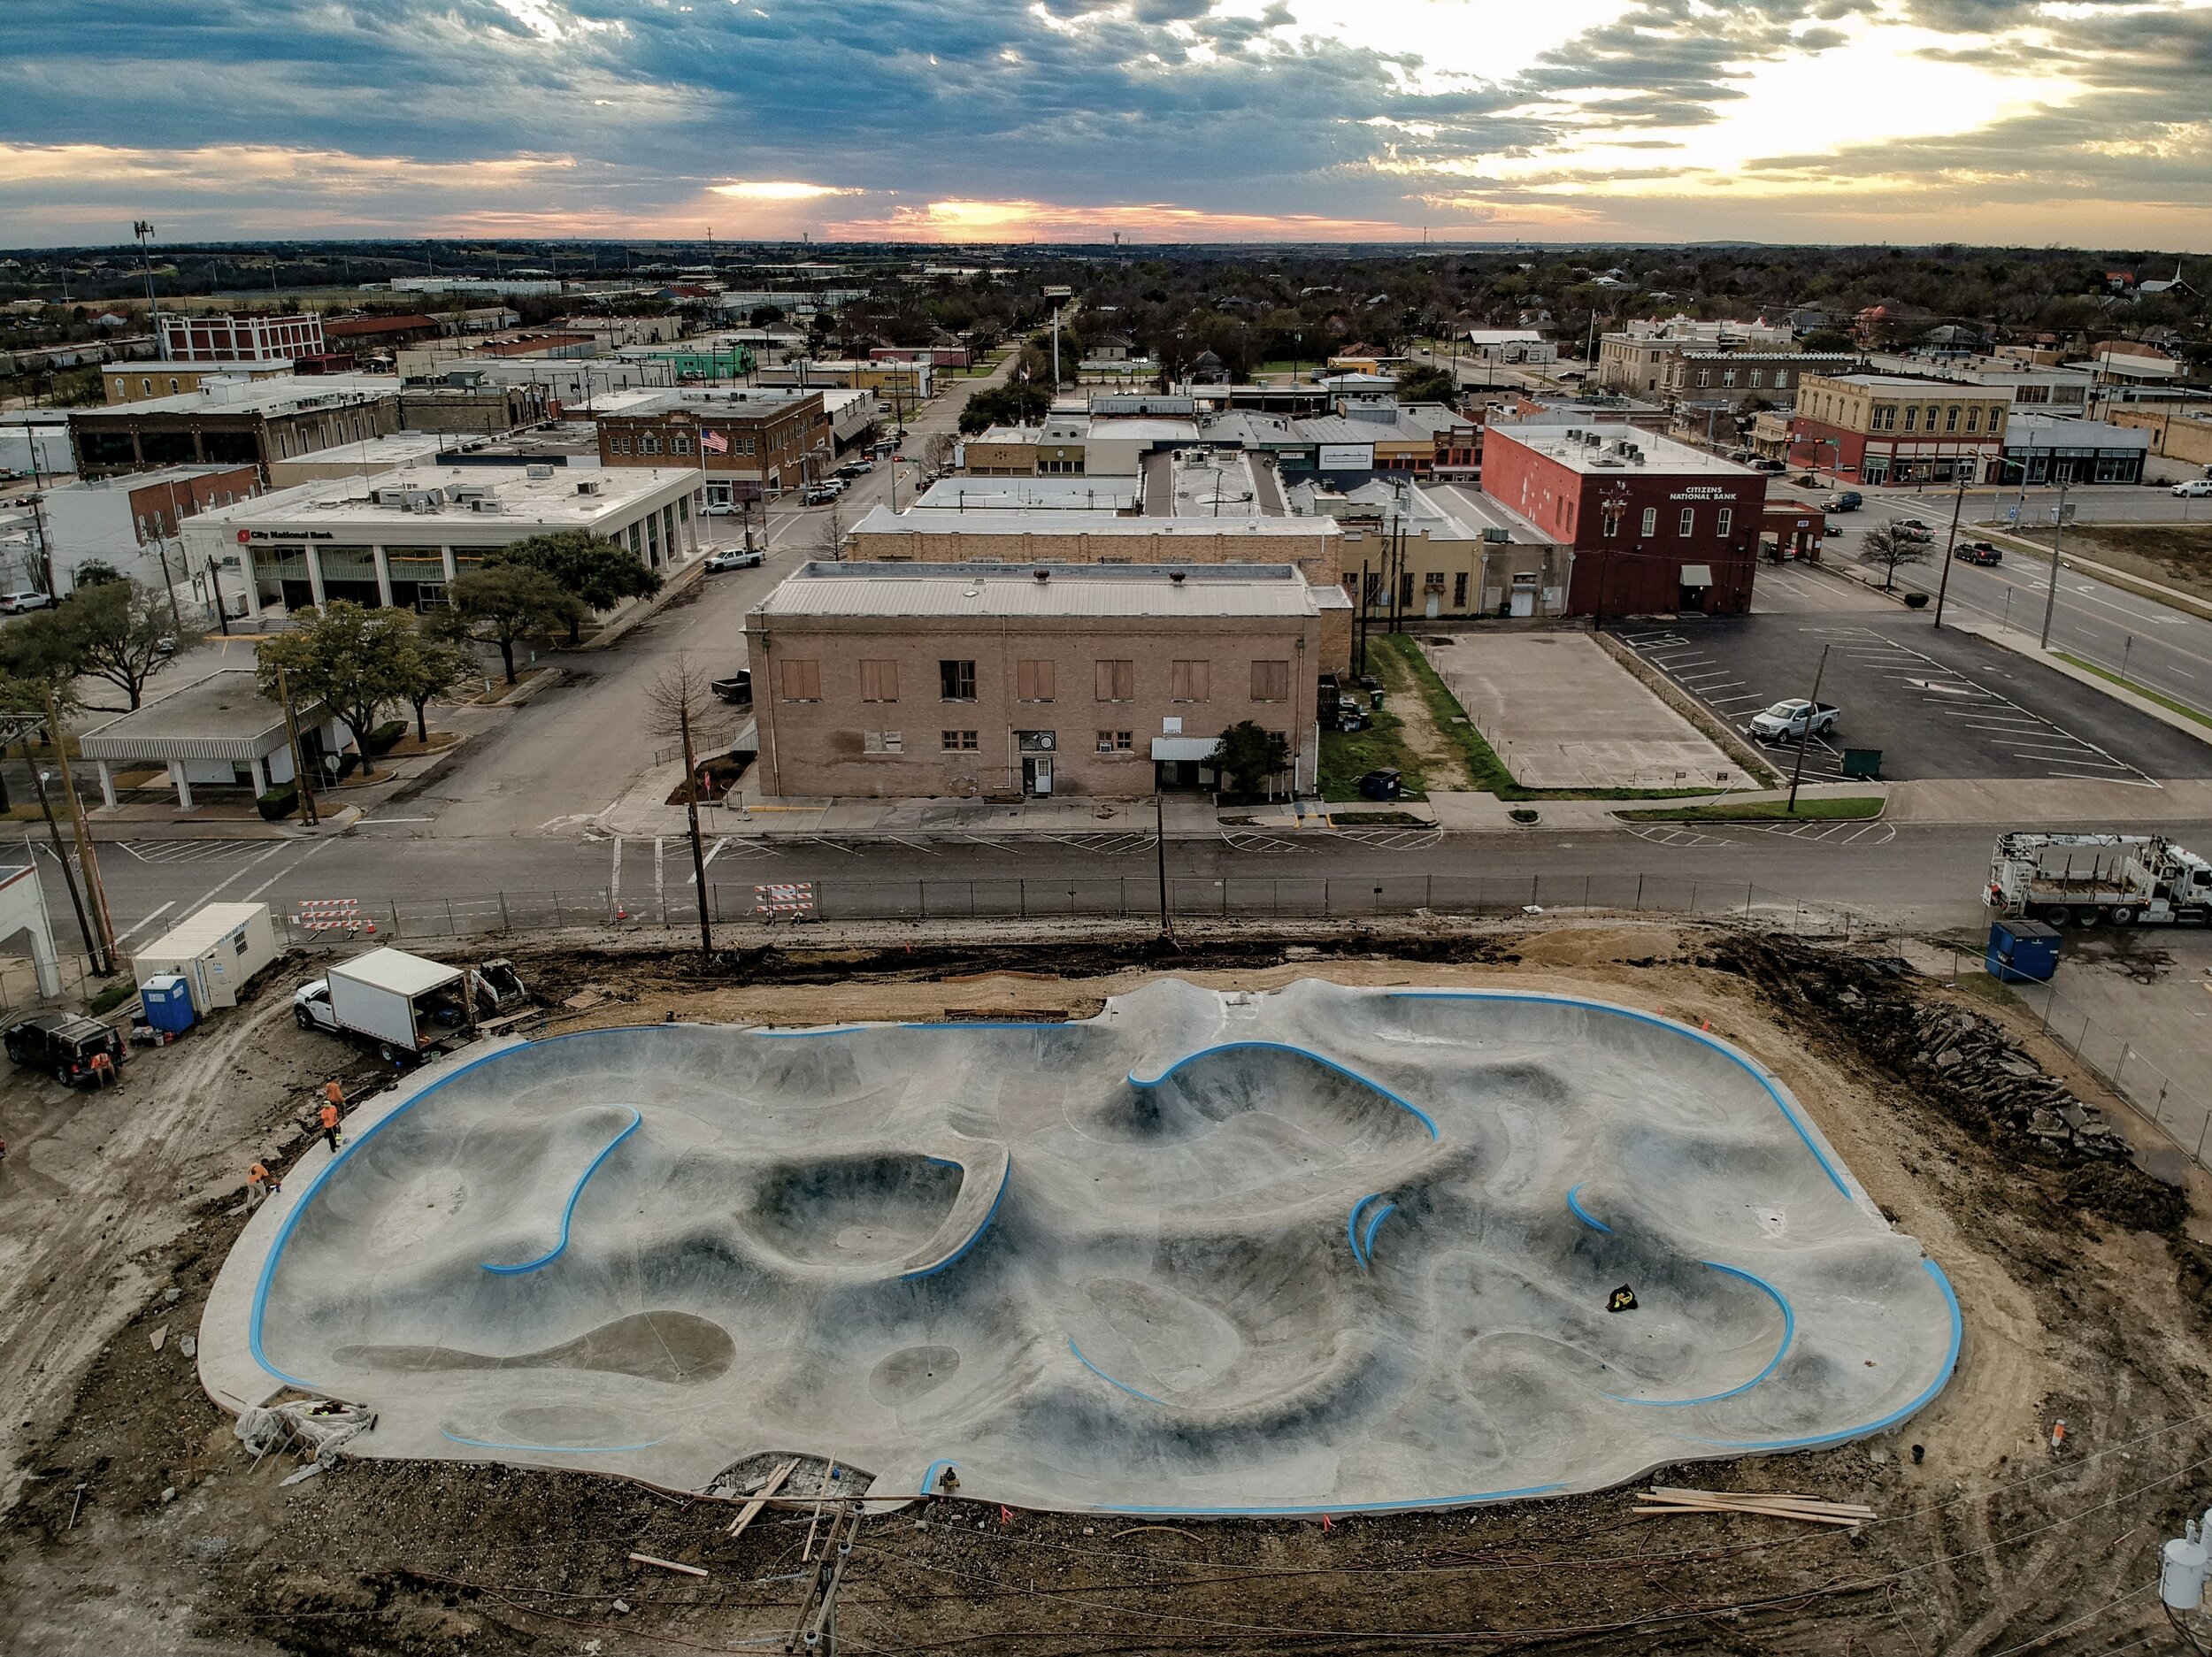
180,464,705,621
1463,330,1558,365
41,464,266,595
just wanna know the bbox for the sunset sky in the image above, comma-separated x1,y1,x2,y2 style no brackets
1,0,2205,248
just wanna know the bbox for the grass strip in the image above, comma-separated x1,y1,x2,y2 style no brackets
1616,796,1886,823
2054,653,2212,730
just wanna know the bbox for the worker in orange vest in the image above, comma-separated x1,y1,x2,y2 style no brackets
88,1050,115,1089
246,1161,279,1208
319,1083,343,1154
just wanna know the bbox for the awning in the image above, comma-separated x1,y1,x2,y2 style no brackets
1679,564,1714,587
1150,737,1218,762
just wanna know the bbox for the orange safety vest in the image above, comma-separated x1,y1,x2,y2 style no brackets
248,1162,269,1186
319,1103,340,1131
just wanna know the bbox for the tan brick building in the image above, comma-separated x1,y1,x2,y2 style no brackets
748,563,1344,800
843,505,1344,587
596,390,832,501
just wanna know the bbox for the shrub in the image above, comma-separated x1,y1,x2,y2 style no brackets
256,786,298,822
364,719,408,756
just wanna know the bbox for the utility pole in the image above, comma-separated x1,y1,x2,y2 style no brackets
26,733,101,975
1154,792,1173,945
133,220,161,355
43,689,116,974
1786,642,1832,816
2038,475,2073,650
276,664,319,826
678,695,712,955
206,556,232,636
1932,475,1967,631
1356,557,1371,676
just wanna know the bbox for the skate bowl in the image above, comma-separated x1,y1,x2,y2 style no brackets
198,979,1961,1514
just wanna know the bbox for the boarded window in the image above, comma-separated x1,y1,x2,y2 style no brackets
780,658,821,702
1094,659,1135,701
1250,660,1290,702
863,730,903,754
1016,659,1056,702
1169,660,1211,702
858,660,898,702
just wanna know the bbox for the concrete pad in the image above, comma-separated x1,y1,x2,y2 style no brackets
199,980,1958,1514
1425,635,1750,791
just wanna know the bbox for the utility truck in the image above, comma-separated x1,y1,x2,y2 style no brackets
293,947,527,1061
1985,832,2212,927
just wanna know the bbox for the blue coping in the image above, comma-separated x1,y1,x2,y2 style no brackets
918,1458,962,1497
1601,1262,1796,1408
1126,1042,1440,1141
1684,1258,1963,1451
440,1428,666,1454
1347,1192,1383,1265
480,1105,641,1276
1390,993,1849,1199
1360,1202,1398,1265
901,1155,1013,1283
1564,1183,1615,1235
1067,1336,1171,1407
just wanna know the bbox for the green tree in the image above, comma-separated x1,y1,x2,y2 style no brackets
56,578,202,709
1210,720,1293,796
1393,364,1461,405
489,530,661,645
255,602,414,779
70,560,126,587
436,565,581,686
957,382,1052,435
391,627,472,744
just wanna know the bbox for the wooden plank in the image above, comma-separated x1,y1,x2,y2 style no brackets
803,1459,838,1563
1635,1507,1866,1527
727,1458,801,1538
628,1552,709,1577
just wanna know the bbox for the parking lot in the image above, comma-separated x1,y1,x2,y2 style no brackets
1624,614,2212,784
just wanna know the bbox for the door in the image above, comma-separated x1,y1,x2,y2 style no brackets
1509,588,1534,618
1425,592,1440,619
1023,756,1054,797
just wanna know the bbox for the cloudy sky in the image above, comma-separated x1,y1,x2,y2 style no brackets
0,0,2205,249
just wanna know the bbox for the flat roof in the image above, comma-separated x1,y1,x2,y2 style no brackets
1085,418,1202,442
915,477,1143,510
138,902,270,961
1807,372,2013,394
849,504,1333,539
1485,423,1760,477
79,671,303,762
190,464,699,530
756,561,1324,619
69,378,396,418
50,463,255,495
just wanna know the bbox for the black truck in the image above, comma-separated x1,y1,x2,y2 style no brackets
4,1012,125,1086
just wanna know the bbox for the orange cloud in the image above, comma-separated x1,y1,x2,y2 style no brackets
820,196,1513,242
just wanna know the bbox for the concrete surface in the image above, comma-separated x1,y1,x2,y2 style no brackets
200,979,1960,1514
1422,633,1750,791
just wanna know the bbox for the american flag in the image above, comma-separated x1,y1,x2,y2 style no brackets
700,428,729,455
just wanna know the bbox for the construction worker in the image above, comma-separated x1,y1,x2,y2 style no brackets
88,1050,115,1089
246,1161,277,1208
318,1096,342,1155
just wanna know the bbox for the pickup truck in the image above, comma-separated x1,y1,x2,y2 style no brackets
1747,699,1840,743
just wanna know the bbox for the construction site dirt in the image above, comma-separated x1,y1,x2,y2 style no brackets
3,916,2211,1656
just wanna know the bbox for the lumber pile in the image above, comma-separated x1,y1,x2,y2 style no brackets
1634,1485,1875,1527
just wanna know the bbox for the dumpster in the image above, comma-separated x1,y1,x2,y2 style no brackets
1986,919,2061,984
1841,748,1884,780
141,973,197,1035
1358,769,1402,802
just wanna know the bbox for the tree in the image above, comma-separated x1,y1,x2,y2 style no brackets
1210,720,1292,797
1862,525,1929,592
254,601,413,779
818,498,845,560
437,564,581,685
957,381,1051,435
1393,364,1461,405
749,304,785,328
71,560,125,587
54,578,203,710
391,627,472,744
488,530,660,645
644,655,717,955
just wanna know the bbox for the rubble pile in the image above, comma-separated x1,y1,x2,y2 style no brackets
1886,999,2132,1161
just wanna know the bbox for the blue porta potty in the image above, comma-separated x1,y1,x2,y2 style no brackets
141,973,197,1034
1986,919,2061,985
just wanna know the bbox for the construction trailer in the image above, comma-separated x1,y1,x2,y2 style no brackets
130,901,280,1011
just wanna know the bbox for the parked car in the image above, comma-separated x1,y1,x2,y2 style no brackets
711,670,754,706
1824,492,1863,512
0,590,54,614
1747,699,1840,743
843,458,875,474
2175,479,2212,498
1755,458,1788,473
1954,541,2002,565
800,484,841,505
1893,523,1935,543
4,1011,124,1085
704,548,764,572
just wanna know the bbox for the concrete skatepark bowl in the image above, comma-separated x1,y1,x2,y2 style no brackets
199,979,1962,1514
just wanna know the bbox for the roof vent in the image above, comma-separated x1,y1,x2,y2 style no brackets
1033,567,1050,581
1170,571,1187,584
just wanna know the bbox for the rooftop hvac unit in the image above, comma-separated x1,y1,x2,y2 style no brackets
526,464,554,479
468,498,504,513
1482,526,1509,542
575,478,603,495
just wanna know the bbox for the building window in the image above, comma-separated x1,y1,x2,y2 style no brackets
1250,660,1290,702
941,729,979,751
939,659,977,701
1717,507,1733,538
1748,369,1764,388
1774,369,1789,388
1678,508,1695,537
613,435,633,454
1454,572,1469,607
1169,660,1211,702
641,433,661,456
1096,730,1133,753
780,658,822,702
673,433,694,455
1902,406,1918,433
1423,571,1445,593
1945,406,1960,433
1723,368,1738,387
1872,406,1896,432
1695,368,1711,388
167,378,179,394
1640,507,1657,537
858,659,898,702
1966,407,1982,433
1016,659,1056,702
1094,659,1135,702
864,730,903,754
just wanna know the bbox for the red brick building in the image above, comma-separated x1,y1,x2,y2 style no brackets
1479,424,1767,618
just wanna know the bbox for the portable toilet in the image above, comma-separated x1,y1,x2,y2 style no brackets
140,973,196,1035
1987,918,2061,984
131,901,280,1011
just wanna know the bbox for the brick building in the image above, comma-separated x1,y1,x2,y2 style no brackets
748,562,1342,800
1787,372,2011,485
158,312,325,363
595,389,833,502
69,380,401,481
41,464,264,594
1479,424,1767,618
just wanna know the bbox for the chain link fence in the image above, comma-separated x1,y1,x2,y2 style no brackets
2014,975,2212,1169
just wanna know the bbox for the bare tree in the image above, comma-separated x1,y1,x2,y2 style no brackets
1862,525,1929,592
920,432,954,475
644,654,719,955
819,498,846,560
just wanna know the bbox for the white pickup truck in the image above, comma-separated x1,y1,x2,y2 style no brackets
1747,699,1840,743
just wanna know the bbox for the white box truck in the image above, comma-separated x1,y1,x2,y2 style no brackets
294,947,466,1061
131,901,280,1012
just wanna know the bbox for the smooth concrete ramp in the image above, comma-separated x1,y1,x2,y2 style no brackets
198,980,1960,1514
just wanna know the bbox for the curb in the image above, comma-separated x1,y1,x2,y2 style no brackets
1947,622,2212,750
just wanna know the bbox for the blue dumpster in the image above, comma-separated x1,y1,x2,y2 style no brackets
1986,919,2060,985
141,973,197,1034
